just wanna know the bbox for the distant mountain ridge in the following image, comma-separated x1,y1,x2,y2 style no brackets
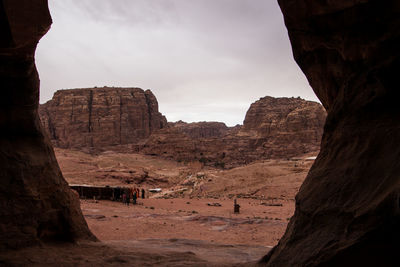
142,96,326,167
40,88,326,167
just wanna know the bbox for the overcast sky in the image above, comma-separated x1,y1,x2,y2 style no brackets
36,0,318,126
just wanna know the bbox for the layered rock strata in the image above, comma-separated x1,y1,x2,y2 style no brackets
143,97,326,168
40,87,167,149
0,0,95,249
170,121,229,139
262,1,400,266
240,96,326,157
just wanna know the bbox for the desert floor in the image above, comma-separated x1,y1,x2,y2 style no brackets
0,149,316,266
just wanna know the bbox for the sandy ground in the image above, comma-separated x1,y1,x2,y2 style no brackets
57,147,314,247
0,149,316,266
82,198,292,246
56,148,313,200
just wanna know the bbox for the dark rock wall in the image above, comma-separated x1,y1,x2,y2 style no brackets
0,0,95,249
263,1,400,266
40,87,167,149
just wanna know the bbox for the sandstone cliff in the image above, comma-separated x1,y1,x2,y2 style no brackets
170,121,229,139
3,1,399,265
240,96,326,157
262,1,400,266
142,97,326,167
40,87,167,150
0,0,95,249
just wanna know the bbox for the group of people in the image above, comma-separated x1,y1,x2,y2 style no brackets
122,187,145,206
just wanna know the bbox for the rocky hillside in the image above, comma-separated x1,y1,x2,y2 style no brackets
170,121,229,139
142,97,326,167
40,91,326,167
239,96,326,155
39,87,167,150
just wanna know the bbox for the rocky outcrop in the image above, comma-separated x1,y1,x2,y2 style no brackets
40,87,167,150
142,122,227,165
170,121,229,139
262,1,400,266
240,96,326,156
4,1,398,265
142,97,326,167
39,89,325,165
0,0,95,249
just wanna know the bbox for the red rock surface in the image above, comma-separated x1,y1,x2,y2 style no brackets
240,96,326,157
263,1,400,266
242,96,325,140
143,97,326,167
3,1,398,266
40,93,325,167
170,121,229,139
40,87,167,150
0,0,95,249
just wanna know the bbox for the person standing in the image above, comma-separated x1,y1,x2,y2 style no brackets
122,193,126,205
126,188,131,206
133,189,137,205
141,188,145,199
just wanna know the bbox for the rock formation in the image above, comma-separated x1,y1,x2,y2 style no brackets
3,0,398,265
39,92,325,166
240,96,326,157
143,97,326,167
0,0,95,249
40,87,167,150
262,1,400,266
170,121,229,139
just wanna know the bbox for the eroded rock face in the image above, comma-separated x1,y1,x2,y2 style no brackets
262,1,400,266
40,87,167,150
241,96,326,155
143,97,326,168
0,0,95,249
170,121,229,139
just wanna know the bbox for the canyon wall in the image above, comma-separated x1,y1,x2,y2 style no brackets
39,92,326,167
143,97,326,168
263,1,400,266
3,1,398,265
40,87,167,150
240,96,326,156
0,0,95,249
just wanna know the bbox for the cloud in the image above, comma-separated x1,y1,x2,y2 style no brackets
36,0,317,126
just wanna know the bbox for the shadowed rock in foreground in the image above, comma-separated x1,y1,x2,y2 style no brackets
0,0,95,249
262,1,400,266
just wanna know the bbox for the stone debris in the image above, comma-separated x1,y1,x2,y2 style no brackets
207,202,222,207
